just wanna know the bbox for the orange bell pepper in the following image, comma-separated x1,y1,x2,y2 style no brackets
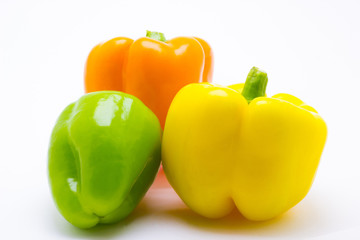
84,31,213,128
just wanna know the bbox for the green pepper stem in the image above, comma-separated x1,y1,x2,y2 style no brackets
146,30,166,42
241,66,268,103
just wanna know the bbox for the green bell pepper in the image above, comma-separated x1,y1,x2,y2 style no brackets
48,91,162,228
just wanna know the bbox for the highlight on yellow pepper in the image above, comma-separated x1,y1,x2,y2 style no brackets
162,67,327,221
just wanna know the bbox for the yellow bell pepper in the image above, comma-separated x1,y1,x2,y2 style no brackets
162,67,327,221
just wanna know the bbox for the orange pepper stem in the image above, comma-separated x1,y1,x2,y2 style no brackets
241,66,268,103
146,30,166,42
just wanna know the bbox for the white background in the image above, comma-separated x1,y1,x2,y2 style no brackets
1,0,360,239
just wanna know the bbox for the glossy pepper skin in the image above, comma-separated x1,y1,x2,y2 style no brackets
48,91,161,228
84,31,213,128
162,67,327,221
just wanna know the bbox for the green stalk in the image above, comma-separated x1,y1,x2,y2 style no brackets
146,30,166,42
241,67,268,103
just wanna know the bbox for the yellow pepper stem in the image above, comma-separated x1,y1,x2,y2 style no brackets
241,67,268,103
146,30,166,42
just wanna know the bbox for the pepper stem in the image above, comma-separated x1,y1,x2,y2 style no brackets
241,67,268,103
146,30,166,42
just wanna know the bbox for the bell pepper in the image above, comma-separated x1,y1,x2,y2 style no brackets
162,67,327,221
48,91,162,228
84,31,213,128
